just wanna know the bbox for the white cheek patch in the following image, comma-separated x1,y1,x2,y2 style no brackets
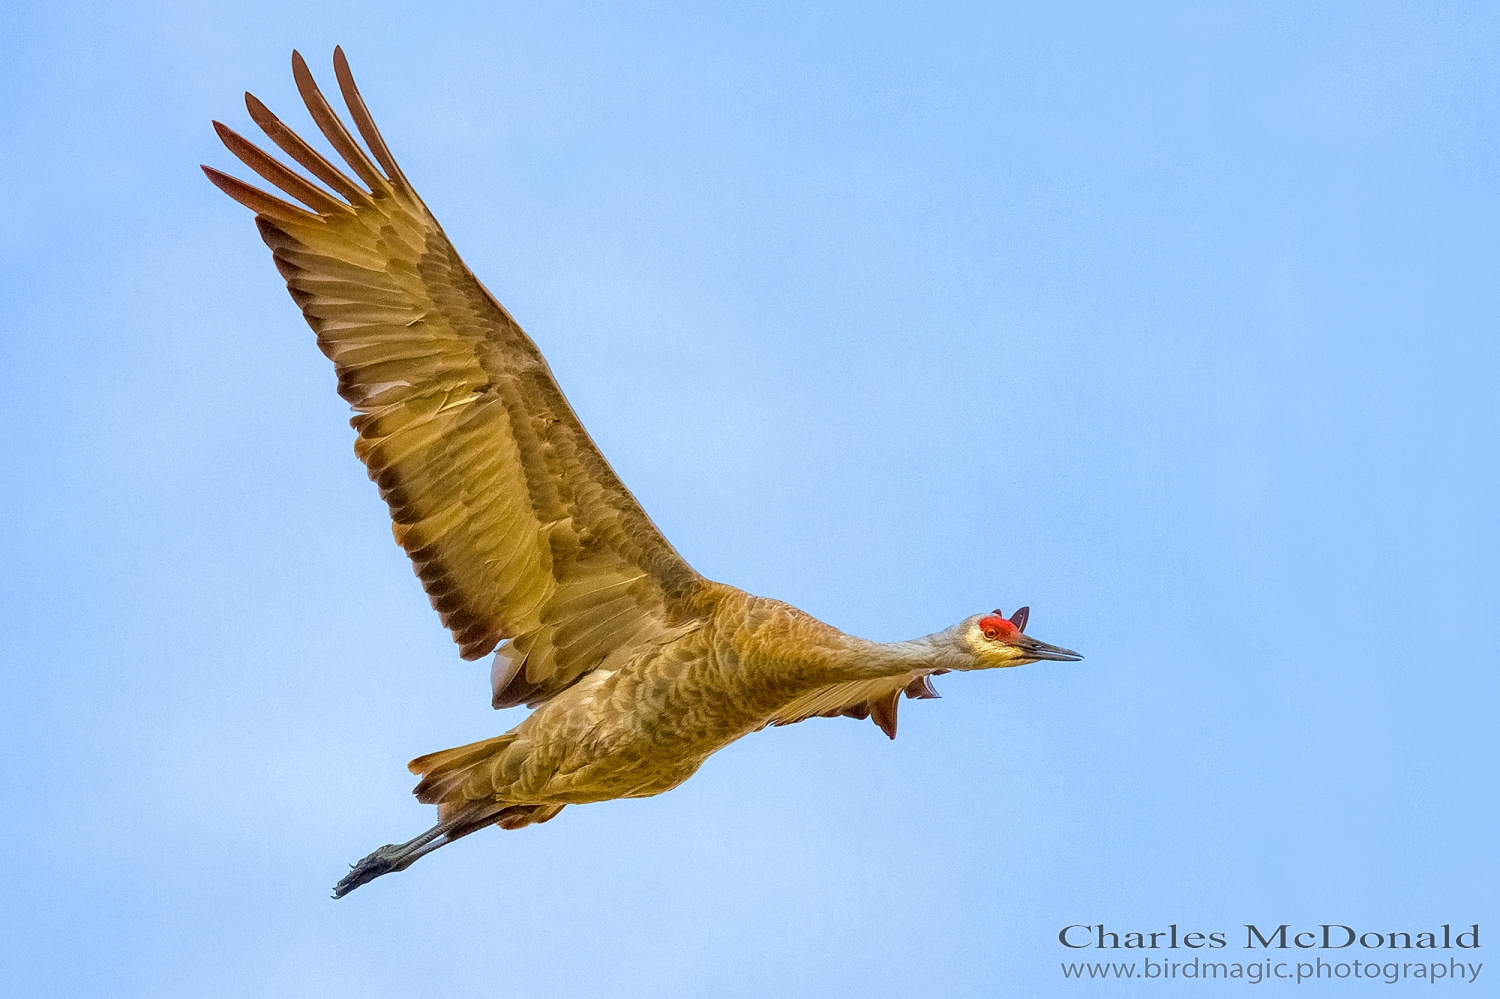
491,643,526,708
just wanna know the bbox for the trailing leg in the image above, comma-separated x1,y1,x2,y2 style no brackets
332,799,566,898
333,799,500,898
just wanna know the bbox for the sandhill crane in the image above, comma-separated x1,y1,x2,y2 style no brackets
204,49,1082,898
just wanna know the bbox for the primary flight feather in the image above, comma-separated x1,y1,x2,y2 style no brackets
204,48,1082,897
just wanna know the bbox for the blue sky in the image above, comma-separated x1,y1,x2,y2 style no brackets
1,1,1495,995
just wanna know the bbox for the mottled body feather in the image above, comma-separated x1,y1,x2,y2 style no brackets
411,585,958,819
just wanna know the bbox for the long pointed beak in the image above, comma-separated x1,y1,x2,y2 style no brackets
1014,635,1083,662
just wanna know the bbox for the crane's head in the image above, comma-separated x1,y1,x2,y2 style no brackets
959,606,1081,668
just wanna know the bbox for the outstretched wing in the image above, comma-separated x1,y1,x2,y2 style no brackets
765,672,944,740
205,48,704,707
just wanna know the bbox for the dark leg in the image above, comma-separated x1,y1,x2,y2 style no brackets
332,800,501,898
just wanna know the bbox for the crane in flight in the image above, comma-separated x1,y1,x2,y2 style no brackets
204,49,1082,898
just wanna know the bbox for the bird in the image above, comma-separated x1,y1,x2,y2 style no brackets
203,48,1082,898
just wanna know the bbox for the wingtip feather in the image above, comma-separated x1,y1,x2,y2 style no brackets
870,689,900,739
201,164,323,226
290,46,389,193
331,45,410,189
212,120,351,217
243,90,372,205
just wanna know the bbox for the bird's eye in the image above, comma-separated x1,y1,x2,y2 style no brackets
978,614,1015,642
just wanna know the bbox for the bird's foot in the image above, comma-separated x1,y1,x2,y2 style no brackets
329,801,499,898
332,843,411,899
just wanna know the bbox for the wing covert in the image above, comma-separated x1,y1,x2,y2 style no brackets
765,672,943,740
205,48,704,706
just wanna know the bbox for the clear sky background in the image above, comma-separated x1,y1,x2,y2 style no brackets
1,2,1495,996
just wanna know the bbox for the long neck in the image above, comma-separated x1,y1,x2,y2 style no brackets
827,626,971,683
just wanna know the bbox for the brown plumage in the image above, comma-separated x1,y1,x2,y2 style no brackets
204,49,1082,897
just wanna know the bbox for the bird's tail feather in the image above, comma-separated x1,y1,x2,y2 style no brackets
408,732,565,830
409,732,518,808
